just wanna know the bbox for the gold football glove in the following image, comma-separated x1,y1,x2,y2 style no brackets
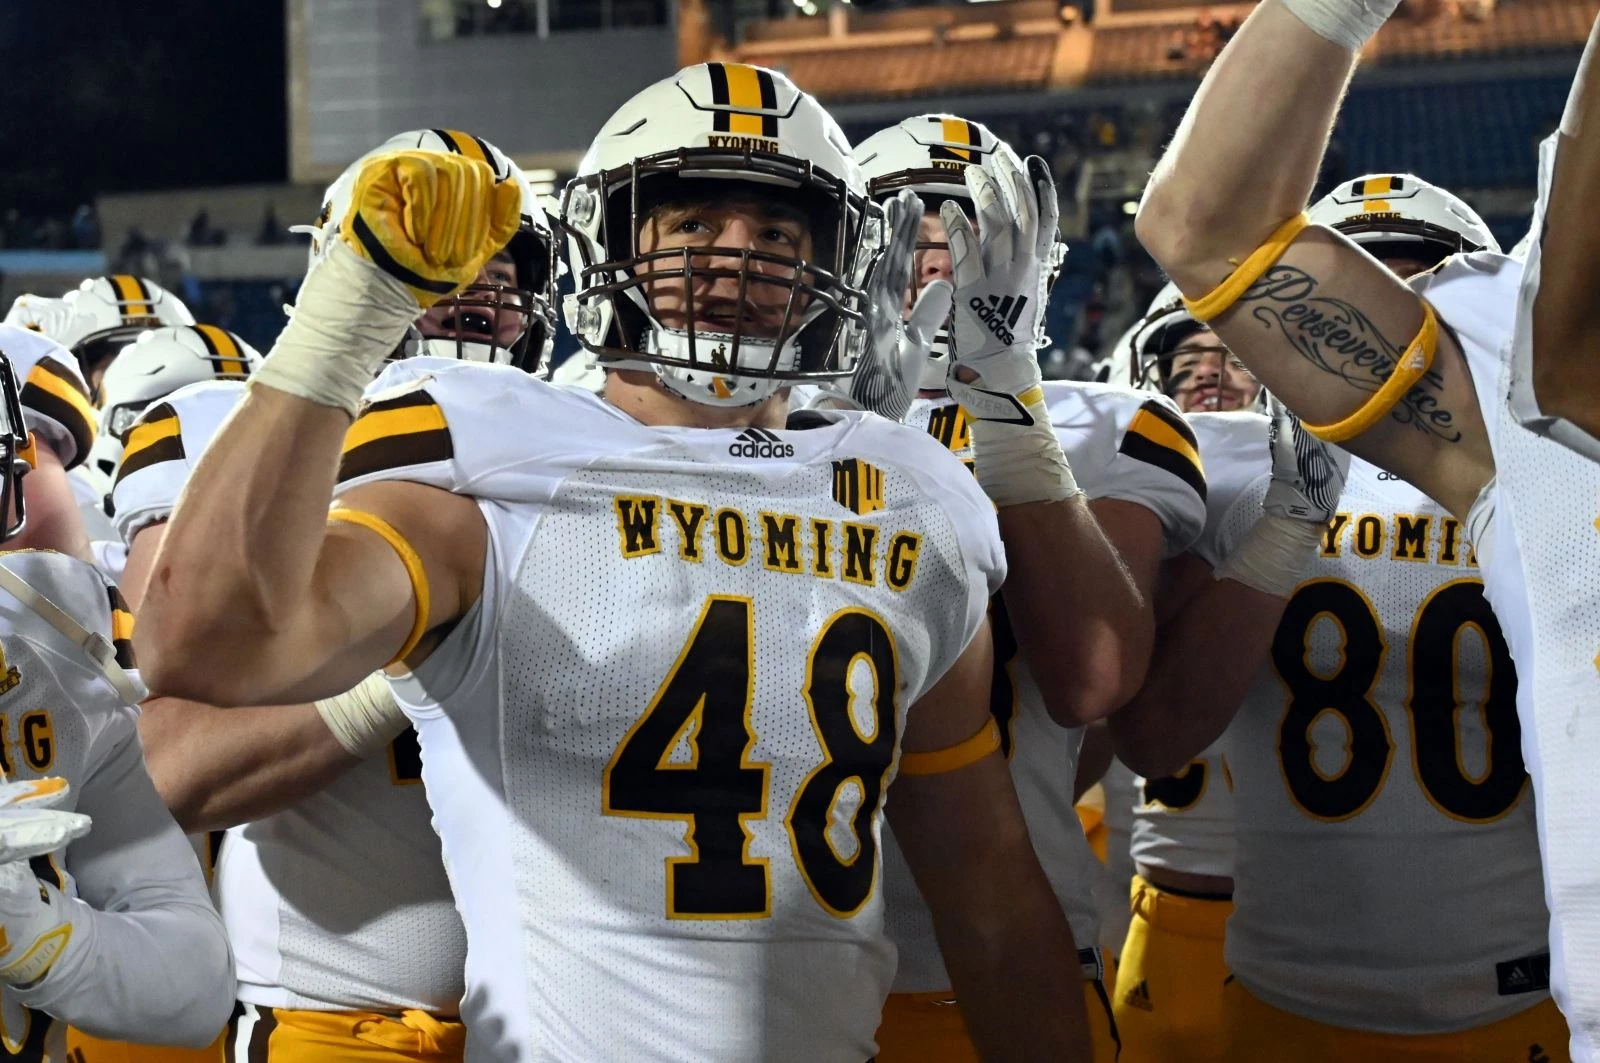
339,150,522,309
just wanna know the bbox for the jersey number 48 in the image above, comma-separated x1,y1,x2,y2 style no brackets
603,595,899,920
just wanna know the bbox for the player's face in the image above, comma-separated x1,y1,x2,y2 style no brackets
1167,328,1262,412
904,209,955,316
416,251,526,349
636,195,816,340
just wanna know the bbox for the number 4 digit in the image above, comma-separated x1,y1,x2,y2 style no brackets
602,596,770,919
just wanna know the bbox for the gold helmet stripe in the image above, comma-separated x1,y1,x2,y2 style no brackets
192,324,249,378
110,275,153,319
707,63,778,138
1360,175,1394,214
940,117,975,161
433,129,493,169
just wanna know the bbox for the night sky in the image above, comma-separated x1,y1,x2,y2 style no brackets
0,0,287,214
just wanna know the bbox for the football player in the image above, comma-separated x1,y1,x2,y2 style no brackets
853,115,1209,1062
136,65,1089,1062
0,349,233,1059
53,276,195,402
87,130,555,1063
1135,4,1600,1053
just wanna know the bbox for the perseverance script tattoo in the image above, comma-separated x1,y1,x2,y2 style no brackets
1239,265,1462,443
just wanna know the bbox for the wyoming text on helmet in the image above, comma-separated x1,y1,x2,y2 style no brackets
557,62,878,408
1307,173,1500,263
853,115,1068,390
298,129,559,371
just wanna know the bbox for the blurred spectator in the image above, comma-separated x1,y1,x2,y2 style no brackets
186,209,225,248
70,204,101,250
258,205,286,246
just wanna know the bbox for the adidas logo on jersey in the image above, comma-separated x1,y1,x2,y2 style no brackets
969,293,1028,347
1122,979,1153,1012
728,427,793,459
1496,953,1551,996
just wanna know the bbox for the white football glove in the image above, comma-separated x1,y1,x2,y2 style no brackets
0,779,90,865
1263,391,1350,523
1217,394,1352,598
939,154,1080,507
942,152,1057,424
848,190,953,423
0,778,88,988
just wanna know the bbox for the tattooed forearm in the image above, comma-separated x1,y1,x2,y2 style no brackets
1236,265,1462,443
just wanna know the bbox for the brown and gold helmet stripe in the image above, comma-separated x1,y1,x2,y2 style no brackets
192,324,251,378
109,275,154,320
338,389,454,484
707,62,779,138
431,128,496,170
929,116,982,163
1119,400,1207,501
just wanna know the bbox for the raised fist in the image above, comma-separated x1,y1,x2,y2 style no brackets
339,150,523,309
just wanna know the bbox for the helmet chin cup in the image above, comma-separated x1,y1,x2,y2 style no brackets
654,363,784,408
416,336,504,364
645,326,789,408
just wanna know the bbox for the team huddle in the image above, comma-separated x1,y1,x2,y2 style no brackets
0,0,1594,1059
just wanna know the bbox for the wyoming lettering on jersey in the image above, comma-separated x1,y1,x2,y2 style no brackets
610,491,922,591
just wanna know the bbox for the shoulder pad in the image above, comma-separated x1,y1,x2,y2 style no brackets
111,380,247,544
336,359,623,502
0,550,136,672
1044,381,1207,554
0,324,96,469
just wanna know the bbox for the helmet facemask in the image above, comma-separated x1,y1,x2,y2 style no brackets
0,357,30,543
561,149,872,408
412,225,558,371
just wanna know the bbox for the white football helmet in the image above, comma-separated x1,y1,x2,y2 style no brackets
3,294,74,339
55,276,195,387
557,62,876,408
87,324,261,485
1309,173,1500,265
298,129,558,371
853,115,1068,390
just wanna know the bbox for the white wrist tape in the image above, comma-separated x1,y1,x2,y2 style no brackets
1279,0,1399,52
315,671,408,759
1215,512,1327,598
253,241,419,416
970,400,1083,508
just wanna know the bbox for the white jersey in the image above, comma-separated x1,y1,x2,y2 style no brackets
0,551,232,1057
1209,422,1547,1031
885,382,1207,992
1127,413,1264,883
339,360,1004,1062
111,380,466,1014
0,324,96,470
1426,247,1600,1057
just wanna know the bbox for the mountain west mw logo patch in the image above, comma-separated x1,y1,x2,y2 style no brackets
831,458,884,516
970,293,1029,347
728,427,794,459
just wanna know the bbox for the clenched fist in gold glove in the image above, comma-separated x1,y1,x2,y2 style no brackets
340,150,524,309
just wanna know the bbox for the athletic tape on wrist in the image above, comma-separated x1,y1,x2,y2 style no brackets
1279,0,1397,52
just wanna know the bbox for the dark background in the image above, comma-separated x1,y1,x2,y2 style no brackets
0,0,288,214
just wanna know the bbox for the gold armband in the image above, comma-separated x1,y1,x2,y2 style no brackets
1182,213,1311,323
1302,302,1439,444
328,507,431,664
899,718,1002,777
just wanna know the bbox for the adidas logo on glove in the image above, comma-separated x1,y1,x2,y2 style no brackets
728,427,794,459
969,294,1029,347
